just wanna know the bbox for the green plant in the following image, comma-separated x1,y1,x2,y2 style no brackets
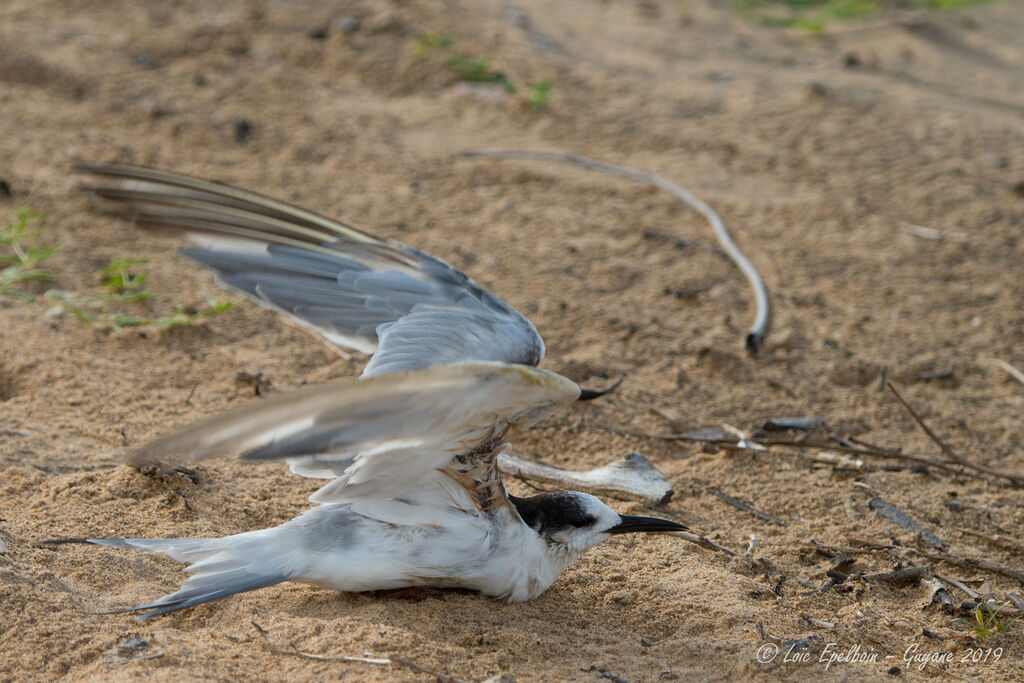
952,601,1020,638
2,208,234,329
45,255,233,329
446,54,516,93
414,30,454,56
736,0,997,33
415,31,554,102
0,206,60,300
100,257,152,302
528,79,554,108
45,288,233,329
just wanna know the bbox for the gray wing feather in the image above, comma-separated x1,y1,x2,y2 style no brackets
75,163,546,373
80,535,293,620
366,307,544,377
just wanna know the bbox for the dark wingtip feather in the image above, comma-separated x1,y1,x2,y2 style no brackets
577,375,625,401
40,538,94,546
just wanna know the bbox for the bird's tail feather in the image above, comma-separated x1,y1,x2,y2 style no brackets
49,532,294,620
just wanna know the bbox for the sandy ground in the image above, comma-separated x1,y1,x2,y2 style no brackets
2,1,1023,681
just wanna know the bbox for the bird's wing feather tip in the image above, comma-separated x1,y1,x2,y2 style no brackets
39,538,92,546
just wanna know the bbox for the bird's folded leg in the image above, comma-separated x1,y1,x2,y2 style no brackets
497,451,673,504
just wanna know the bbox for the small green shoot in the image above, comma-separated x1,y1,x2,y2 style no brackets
414,30,454,56
101,257,152,302
736,0,998,33
446,54,516,93
415,31,554,102
528,79,554,108
46,256,233,329
46,289,234,329
3,208,234,329
952,601,1020,638
0,207,60,301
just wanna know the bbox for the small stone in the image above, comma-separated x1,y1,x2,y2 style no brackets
117,636,148,652
234,119,253,145
333,16,361,33
481,675,516,683
133,52,158,69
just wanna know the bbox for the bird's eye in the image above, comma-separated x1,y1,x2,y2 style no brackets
571,516,596,528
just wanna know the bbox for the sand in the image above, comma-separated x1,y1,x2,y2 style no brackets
1,1,1023,681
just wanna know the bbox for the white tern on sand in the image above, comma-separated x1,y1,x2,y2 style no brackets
45,164,686,619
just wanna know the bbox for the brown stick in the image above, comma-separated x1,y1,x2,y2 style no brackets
905,548,1024,583
671,530,743,557
804,541,898,556
859,565,933,585
983,358,1024,387
933,572,981,600
642,429,987,481
887,382,1024,486
714,490,787,526
956,527,1024,551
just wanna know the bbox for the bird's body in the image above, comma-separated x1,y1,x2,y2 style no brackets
91,499,573,618
50,164,687,620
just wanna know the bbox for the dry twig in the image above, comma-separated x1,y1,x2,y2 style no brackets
905,548,1024,583
459,148,770,354
955,527,1024,551
934,572,981,600
671,530,743,557
887,382,1024,486
859,565,932,585
714,490,786,526
983,358,1024,387
643,428,987,481
805,540,897,556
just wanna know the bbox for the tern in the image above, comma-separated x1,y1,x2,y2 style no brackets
47,164,687,619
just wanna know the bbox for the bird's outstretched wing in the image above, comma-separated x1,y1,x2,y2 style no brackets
128,362,580,505
74,163,545,375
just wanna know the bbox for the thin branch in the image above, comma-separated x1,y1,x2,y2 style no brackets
887,382,1024,486
252,621,461,683
459,148,770,354
933,572,981,600
955,527,1024,551
644,430,987,480
905,549,1024,583
671,530,743,557
859,565,933,585
804,541,898,556
714,490,786,526
983,358,1024,387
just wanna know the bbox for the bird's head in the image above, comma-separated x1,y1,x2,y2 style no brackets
510,491,687,553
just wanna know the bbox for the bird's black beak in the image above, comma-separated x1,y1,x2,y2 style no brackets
607,514,688,534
